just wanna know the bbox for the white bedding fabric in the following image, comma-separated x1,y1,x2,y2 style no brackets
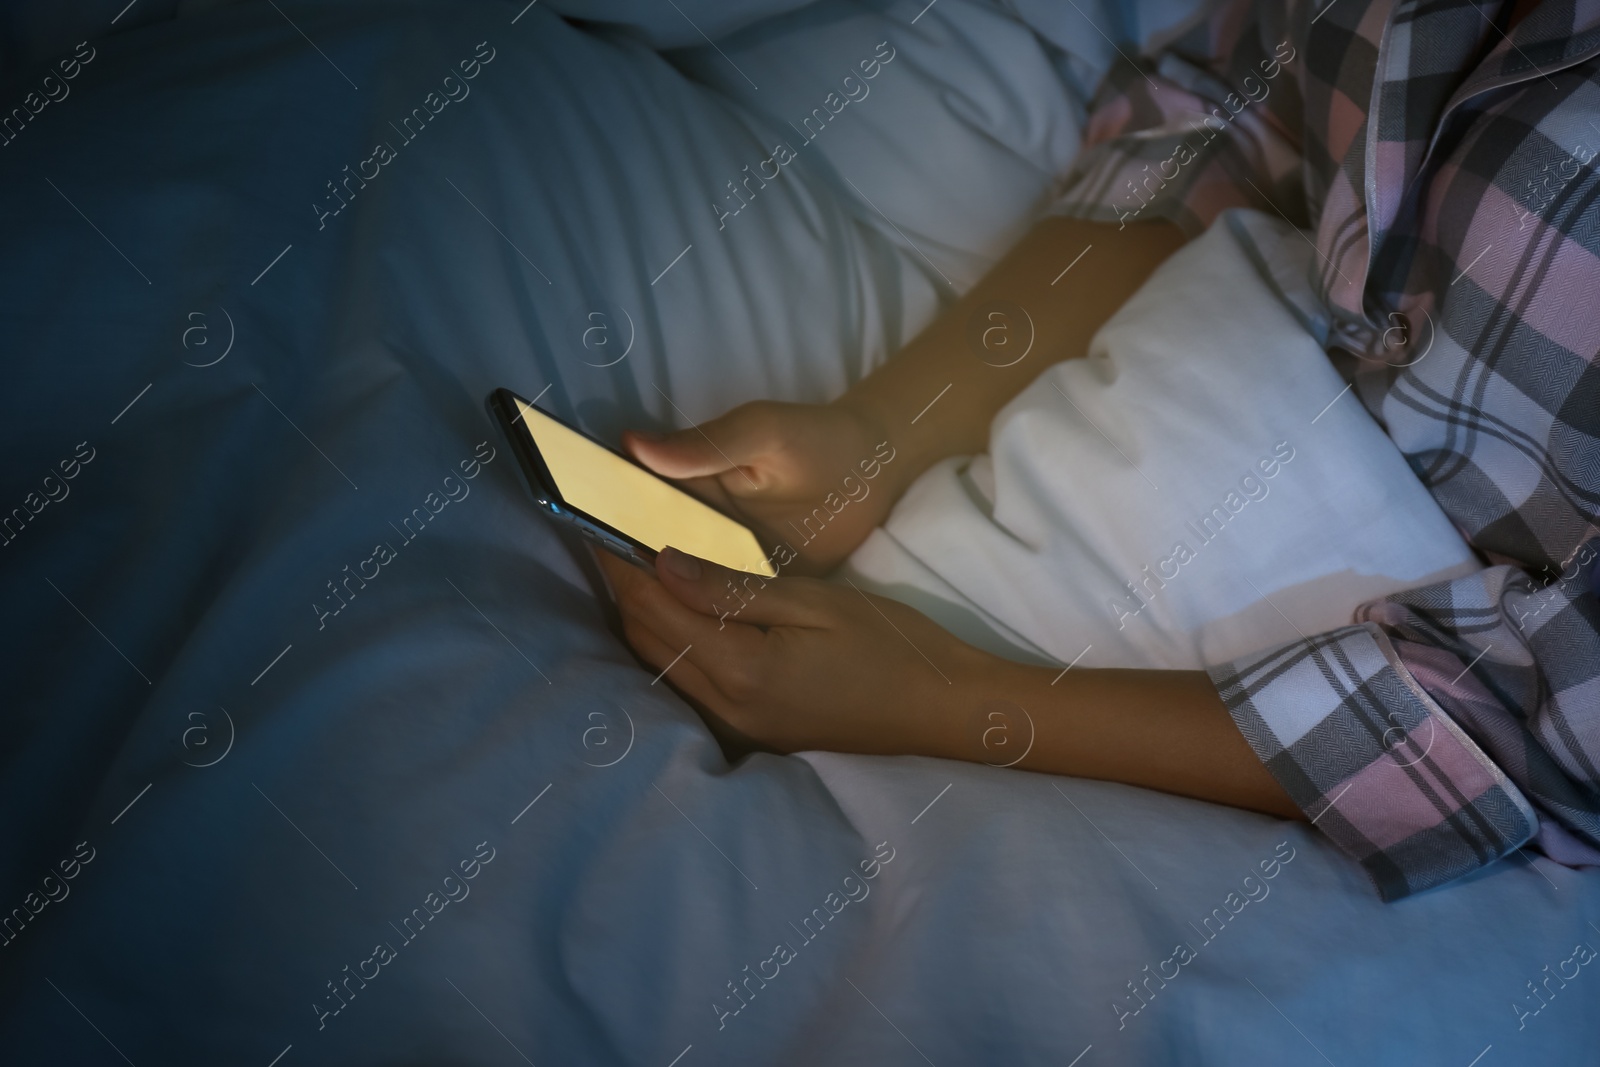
839,210,1484,669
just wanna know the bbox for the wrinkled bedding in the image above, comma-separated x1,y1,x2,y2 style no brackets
842,210,1484,670
1,2,1596,1064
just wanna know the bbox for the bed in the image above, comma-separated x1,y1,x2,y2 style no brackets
1,1,1596,1063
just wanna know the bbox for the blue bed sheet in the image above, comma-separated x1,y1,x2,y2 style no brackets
0,2,1594,1064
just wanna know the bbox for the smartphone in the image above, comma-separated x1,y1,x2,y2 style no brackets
488,387,777,577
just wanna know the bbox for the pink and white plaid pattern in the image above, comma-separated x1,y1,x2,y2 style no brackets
1053,0,1600,898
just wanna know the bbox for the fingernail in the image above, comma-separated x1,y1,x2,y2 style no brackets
661,546,701,581
631,430,664,443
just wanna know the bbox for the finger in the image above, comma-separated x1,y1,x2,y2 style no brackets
612,560,785,718
595,545,775,710
592,543,652,599
620,428,749,514
621,615,765,751
604,545,768,655
594,547,727,700
655,546,834,629
622,403,780,486
616,607,721,704
648,469,741,516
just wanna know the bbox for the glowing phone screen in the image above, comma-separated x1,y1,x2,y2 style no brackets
515,397,776,577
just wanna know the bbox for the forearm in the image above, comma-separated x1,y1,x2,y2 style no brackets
604,527,1299,820
929,660,1304,820
837,216,1184,492
827,217,1288,816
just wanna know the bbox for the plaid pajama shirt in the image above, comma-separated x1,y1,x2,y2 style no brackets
1052,0,1600,898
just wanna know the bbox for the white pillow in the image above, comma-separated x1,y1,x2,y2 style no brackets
837,210,1483,669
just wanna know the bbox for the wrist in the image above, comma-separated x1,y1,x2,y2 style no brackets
925,648,1058,766
833,383,959,503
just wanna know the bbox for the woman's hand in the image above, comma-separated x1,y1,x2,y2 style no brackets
593,543,991,757
622,399,906,577
595,543,1303,820
621,219,1185,580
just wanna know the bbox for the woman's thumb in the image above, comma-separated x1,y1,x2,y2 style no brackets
623,407,770,484
656,546,825,628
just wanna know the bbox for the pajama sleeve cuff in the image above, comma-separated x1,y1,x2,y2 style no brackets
1207,622,1539,900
